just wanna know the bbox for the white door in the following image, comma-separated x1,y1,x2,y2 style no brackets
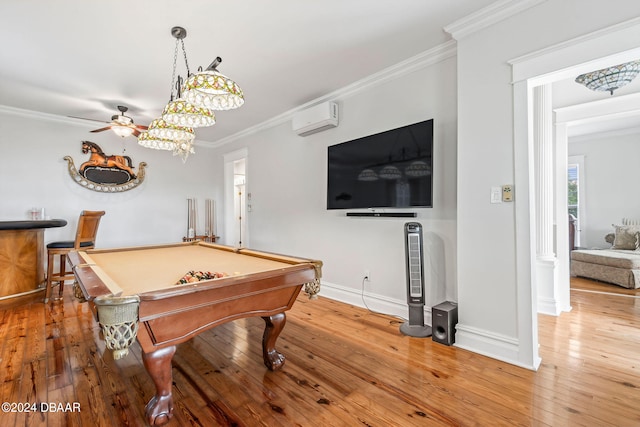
224,149,248,247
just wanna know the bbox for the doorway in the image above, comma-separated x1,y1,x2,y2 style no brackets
510,19,640,369
224,148,249,247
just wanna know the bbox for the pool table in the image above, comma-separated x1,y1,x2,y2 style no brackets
67,241,322,426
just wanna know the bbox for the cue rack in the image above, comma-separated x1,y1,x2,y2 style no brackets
183,198,217,243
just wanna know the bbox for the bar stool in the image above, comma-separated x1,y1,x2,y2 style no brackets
45,210,105,302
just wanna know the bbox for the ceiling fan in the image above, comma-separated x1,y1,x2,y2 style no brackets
71,105,148,138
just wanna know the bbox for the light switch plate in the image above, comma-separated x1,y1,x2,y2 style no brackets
502,185,513,202
491,187,502,204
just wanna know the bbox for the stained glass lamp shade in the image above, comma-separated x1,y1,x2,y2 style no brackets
575,60,640,95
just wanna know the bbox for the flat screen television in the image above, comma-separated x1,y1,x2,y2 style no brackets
327,119,433,210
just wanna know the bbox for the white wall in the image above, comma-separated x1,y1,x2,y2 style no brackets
0,109,219,248
568,130,640,247
210,55,458,318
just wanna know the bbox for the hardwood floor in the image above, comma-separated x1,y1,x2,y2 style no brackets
1,279,639,426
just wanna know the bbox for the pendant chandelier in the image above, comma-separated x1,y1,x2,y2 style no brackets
162,79,216,127
575,60,640,95
161,27,216,128
172,140,196,162
138,132,195,162
138,118,195,163
357,169,379,181
138,26,244,161
138,131,180,151
405,161,431,177
183,57,245,111
147,118,195,143
379,165,402,180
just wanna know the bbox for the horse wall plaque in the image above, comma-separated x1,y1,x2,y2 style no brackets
64,141,147,192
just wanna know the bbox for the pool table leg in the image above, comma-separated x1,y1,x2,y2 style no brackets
142,345,176,426
262,313,287,370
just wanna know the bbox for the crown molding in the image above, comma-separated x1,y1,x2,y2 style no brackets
203,40,457,148
0,104,80,125
444,0,547,41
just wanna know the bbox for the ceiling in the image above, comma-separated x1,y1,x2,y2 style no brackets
3,1,639,147
0,0,497,146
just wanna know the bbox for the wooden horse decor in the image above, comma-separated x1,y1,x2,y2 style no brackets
63,141,147,193
80,140,137,177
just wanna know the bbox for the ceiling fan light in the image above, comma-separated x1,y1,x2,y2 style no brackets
113,114,133,126
111,125,135,138
182,70,244,110
162,98,215,128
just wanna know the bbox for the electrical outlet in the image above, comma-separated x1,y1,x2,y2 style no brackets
364,270,370,282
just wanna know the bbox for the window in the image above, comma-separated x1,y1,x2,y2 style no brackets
568,164,578,219
568,155,585,248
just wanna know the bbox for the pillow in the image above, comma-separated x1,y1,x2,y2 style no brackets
605,233,615,244
611,224,640,250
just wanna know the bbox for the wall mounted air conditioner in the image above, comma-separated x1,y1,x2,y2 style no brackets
292,101,339,136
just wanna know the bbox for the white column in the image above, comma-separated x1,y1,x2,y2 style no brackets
534,84,559,316
554,123,572,313
534,84,554,259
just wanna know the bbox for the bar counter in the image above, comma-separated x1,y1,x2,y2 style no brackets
0,219,67,298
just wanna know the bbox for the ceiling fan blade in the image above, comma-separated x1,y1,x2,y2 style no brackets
90,126,112,133
132,129,142,137
70,106,143,136
69,116,111,124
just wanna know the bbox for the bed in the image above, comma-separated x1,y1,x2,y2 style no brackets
570,219,640,289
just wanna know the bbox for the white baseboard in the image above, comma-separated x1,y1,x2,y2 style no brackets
317,281,538,370
454,323,539,370
537,296,561,316
317,280,433,325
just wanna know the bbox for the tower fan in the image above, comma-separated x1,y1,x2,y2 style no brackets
399,222,432,337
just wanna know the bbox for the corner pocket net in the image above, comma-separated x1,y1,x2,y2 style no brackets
94,295,141,360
